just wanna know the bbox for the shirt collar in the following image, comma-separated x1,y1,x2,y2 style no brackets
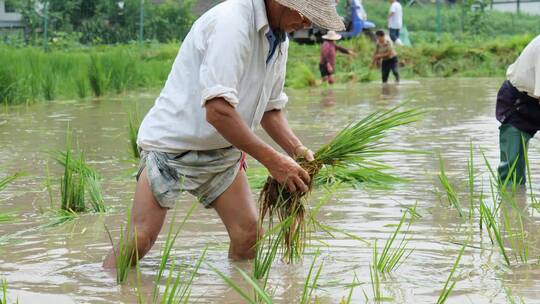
253,0,270,32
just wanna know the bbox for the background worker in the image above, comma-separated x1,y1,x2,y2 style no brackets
387,0,402,42
319,30,355,84
103,0,345,268
371,30,399,84
496,35,540,184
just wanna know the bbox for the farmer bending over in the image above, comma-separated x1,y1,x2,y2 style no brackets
320,31,355,85
371,30,399,84
496,35,540,185
103,0,345,267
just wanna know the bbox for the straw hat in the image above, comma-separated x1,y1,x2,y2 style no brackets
275,0,345,31
322,31,342,40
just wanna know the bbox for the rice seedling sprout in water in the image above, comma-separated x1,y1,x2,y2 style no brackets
209,263,274,304
55,128,106,213
153,202,198,301
467,142,476,221
522,136,537,210
375,208,415,273
1,278,6,304
0,278,18,304
479,198,511,266
340,274,359,304
60,141,86,212
258,105,422,262
436,241,467,304
253,216,289,288
438,155,464,217
158,248,207,304
299,251,324,304
0,172,22,192
105,207,137,284
369,252,392,303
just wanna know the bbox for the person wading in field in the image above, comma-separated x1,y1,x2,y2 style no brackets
496,35,540,185
103,0,344,267
371,30,399,84
319,30,355,85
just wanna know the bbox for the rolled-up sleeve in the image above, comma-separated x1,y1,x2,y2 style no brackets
200,16,250,108
265,42,289,111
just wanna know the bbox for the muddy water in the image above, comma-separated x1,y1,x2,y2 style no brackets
1,78,540,303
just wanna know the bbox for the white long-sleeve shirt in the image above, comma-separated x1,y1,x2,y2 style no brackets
507,35,540,98
137,0,289,152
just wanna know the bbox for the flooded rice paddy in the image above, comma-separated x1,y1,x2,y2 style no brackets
2,78,540,303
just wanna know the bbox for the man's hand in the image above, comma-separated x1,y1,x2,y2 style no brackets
267,153,311,193
292,144,315,162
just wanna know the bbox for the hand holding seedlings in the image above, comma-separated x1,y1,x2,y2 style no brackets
266,152,311,193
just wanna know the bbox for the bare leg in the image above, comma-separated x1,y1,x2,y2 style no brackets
103,168,168,268
213,169,261,260
328,75,335,84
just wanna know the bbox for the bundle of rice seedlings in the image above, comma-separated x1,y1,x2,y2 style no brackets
258,105,422,262
54,129,106,213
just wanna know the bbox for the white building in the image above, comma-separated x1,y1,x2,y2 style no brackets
492,1,540,15
0,0,22,28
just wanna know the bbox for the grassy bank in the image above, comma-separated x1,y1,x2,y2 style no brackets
0,33,534,104
286,33,533,87
0,44,177,105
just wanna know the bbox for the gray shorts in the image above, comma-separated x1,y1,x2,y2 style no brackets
137,147,243,208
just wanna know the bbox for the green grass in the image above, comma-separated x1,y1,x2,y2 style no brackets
436,242,467,304
438,155,464,217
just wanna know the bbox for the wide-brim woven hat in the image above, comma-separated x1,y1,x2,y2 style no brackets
275,0,345,31
322,30,342,40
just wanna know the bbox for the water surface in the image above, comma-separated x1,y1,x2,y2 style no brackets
1,78,539,303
